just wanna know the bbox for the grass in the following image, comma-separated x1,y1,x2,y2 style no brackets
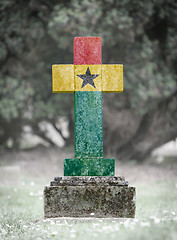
0,179,177,240
0,147,177,239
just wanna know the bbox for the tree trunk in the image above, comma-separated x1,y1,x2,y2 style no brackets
64,114,75,147
103,90,177,161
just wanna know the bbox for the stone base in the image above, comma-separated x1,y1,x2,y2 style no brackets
44,176,136,218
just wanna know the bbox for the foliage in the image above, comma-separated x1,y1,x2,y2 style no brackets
0,0,176,159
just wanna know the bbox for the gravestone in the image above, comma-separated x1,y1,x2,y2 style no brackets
44,37,136,218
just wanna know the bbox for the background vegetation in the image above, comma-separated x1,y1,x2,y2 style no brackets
0,0,177,161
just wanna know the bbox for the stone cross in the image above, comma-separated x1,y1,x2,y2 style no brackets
44,37,135,219
52,37,123,176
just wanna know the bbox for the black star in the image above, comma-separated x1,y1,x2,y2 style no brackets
77,67,100,88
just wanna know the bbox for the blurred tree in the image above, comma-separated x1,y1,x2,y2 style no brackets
0,0,176,161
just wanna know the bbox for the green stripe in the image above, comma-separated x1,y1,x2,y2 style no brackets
64,158,115,176
63,91,115,176
74,91,103,159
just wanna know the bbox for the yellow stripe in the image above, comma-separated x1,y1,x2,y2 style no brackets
52,64,123,93
52,65,74,93
102,65,123,93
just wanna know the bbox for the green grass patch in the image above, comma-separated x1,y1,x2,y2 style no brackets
0,180,177,240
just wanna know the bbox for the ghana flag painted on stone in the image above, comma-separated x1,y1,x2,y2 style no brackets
52,37,123,176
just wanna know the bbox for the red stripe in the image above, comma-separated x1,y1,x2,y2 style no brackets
74,37,102,65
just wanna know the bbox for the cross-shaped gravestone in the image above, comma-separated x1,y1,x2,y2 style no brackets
52,37,123,176
44,37,135,218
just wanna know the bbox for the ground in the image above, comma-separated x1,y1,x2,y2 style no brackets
0,147,177,240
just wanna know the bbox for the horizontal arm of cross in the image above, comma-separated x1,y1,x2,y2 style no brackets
52,64,123,93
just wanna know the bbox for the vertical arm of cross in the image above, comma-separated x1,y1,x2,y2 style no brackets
73,37,103,160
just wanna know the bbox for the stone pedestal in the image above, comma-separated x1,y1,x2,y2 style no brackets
44,176,136,218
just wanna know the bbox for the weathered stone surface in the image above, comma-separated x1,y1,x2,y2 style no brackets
51,176,128,186
44,176,136,218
